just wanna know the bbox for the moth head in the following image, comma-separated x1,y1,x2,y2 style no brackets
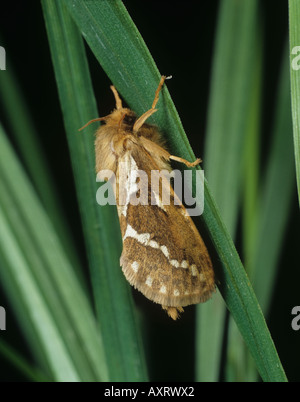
78,84,157,134
78,98,137,133
104,108,138,133
88,85,137,133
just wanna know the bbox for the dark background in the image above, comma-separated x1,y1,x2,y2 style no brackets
0,0,299,382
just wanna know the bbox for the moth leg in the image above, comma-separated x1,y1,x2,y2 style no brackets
133,108,158,133
151,75,167,109
169,155,202,168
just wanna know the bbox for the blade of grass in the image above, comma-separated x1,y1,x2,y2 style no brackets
62,0,287,381
0,124,108,381
0,339,49,382
204,0,258,236
0,211,80,382
197,0,260,381
0,257,51,377
289,0,300,205
228,37,295,383
196,291,225,382
41,0,147,381
0,42,83,279
204,187,287,381
251,39,295,313
228,37,295,382
226,13,263,382
242,38,263,277
225,55,262,382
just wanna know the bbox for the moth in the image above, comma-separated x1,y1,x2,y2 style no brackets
80,76,215,320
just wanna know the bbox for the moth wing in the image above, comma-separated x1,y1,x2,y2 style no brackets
116,143,215,310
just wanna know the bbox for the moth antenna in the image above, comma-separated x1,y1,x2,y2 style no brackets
78,116,108,131
110,85,123,109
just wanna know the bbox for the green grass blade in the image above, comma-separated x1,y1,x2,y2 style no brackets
196,292,225,382
0,124,108,381
204,0,259,235
227,40,294,378
242,42,262,275
204,189,287,382
289,0,300,205
0,46,82,276
0,209,80,382
229,41,294,380
41,0,147,381
0,339,49,382
226,16,263,383
60,0,286,381
251,39,295,313
198,0,260,381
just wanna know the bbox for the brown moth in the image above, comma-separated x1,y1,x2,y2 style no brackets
80,76,215,320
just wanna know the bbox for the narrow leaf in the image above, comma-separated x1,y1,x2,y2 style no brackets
42,0,147,381
289,0,300,205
